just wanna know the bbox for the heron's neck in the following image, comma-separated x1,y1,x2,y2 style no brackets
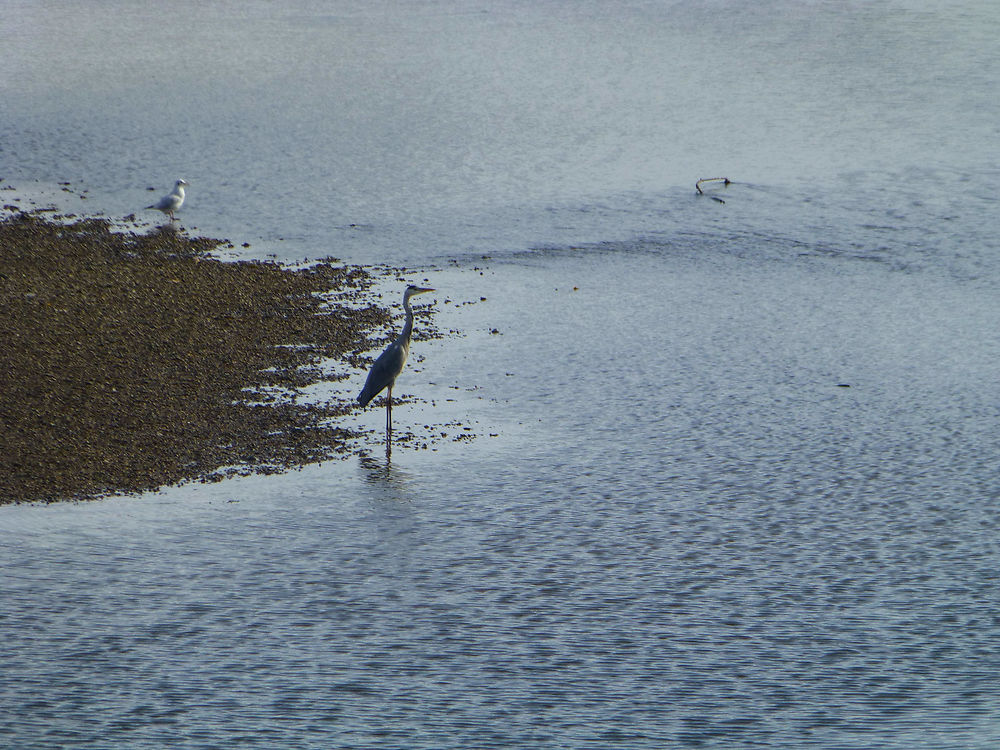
399,296,415,344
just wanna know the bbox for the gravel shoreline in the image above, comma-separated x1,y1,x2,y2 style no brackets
0,211,396,504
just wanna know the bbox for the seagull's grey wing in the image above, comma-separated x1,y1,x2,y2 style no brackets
148,194,172,211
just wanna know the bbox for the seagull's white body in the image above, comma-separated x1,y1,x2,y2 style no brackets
147,179,187,219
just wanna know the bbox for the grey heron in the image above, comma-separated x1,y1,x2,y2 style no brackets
146,179,188,220
357,284,435,453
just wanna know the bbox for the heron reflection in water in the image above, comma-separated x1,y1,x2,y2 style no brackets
357,285,435,455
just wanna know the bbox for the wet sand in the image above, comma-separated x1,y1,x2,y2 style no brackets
0,211,396,504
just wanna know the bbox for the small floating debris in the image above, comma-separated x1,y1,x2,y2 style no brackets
696,177,731,204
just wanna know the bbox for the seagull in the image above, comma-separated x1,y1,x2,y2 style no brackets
146,179,188,220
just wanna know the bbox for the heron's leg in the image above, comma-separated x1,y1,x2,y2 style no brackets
386,385,393,437
385,385,393,456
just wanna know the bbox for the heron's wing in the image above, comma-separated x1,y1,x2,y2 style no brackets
357,341,406,406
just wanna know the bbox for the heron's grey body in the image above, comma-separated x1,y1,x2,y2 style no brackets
146,179,187,220
358,285,434,451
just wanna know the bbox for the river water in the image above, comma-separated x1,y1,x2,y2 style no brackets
2,1,999,748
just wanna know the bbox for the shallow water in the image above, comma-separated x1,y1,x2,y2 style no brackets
3,1,1000,748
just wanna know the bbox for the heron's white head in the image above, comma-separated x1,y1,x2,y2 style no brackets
404,285,435,301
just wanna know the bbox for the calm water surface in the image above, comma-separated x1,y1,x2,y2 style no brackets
2,1,1000,747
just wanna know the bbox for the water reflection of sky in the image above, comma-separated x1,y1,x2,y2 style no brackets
4,2,1000,747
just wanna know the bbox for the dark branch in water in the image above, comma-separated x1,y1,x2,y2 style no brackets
695,177,731,194
696,177,731,204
